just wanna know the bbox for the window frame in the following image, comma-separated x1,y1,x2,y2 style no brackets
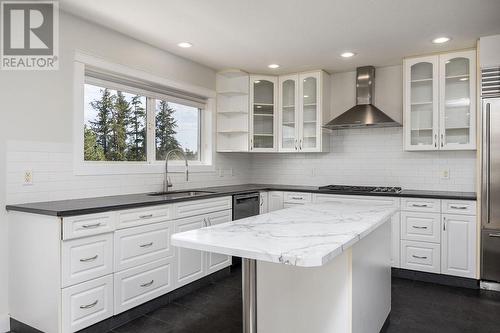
73,52,216,175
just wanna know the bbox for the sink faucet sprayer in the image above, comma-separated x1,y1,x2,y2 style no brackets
164,149,189,192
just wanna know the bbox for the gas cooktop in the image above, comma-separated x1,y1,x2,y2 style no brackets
318,185,402,194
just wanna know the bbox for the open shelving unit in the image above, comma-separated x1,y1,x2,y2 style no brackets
216,69,250,152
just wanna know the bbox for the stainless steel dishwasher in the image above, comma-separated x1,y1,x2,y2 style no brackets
232,192,260,267
232,192,260,221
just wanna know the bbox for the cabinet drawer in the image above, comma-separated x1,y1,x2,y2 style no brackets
114,221,173,272
401,240,440,274
114,258,173,314
401,198,441,213
63,212,115,240
62,234,113,288
62,275,113,333
283,192,312,204
313,194,400,207
441,200,476,216
174,196,231,219
401,212,441,243
116,205,172,229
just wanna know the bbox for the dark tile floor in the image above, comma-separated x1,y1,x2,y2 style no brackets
110,266,500,333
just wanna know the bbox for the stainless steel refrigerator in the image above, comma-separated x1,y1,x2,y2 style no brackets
481,67,500,284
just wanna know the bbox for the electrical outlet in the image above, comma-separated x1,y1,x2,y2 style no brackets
441,168,450,180
24,170,33,185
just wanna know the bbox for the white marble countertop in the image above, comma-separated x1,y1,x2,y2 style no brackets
171,203,397,267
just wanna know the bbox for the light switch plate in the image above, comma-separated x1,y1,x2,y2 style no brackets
441,168,450,180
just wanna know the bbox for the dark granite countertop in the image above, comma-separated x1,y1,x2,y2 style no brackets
5,183,476,217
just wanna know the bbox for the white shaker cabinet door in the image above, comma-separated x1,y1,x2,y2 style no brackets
174,215,206,288
205,210,233,274
441,214,477,278
268,191,284,212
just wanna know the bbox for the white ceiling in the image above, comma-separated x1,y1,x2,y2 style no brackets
59,0,500,74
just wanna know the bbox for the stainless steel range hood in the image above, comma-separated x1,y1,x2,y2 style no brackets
323,66,400,129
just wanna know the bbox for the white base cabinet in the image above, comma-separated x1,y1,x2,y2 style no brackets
268,191,284,212
265,191,477,278
441,214,477,278
62,274,114,333
400,198,477,278
114,258,173,314
8,196,233,333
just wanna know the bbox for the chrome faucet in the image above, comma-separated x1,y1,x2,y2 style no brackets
164,149,189,192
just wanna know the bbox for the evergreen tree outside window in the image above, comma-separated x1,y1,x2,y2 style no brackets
155,100,200,161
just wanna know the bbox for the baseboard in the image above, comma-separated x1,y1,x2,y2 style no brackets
392,268,479,289
0,313,10,333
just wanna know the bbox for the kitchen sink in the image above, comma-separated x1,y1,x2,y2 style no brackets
147,190,216,198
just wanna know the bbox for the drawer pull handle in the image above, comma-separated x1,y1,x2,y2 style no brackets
80,300,98,309
139,214,154,219
291,196,303,200
82,223,101,229
450,205,467,210
489,233,500,238
140,280,154,288
412,226,428,229
412,255,428,260
411,204,429,208
139,242,153,248
80,255,98,262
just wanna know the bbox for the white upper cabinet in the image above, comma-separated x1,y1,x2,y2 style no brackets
217,69,330,153
250,75,278,152
404,56,439,150
404,50,476,151
279,74,299,152
439,51,476,150
278,70,330,153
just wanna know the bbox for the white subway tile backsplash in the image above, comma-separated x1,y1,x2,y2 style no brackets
6,128,476,205
5,141,252,204
250,128,476,192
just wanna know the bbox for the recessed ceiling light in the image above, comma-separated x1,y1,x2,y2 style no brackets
432,37,450,44
177,42,193,48
268,64,280,69
341,52,356,58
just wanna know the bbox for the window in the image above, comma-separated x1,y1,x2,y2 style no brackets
83,82,202,163
155,100,200,161
84,84,147,161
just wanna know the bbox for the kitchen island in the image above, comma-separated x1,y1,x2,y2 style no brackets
172,202,397,333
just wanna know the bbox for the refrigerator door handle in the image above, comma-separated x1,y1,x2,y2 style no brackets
483,103,491,224
483,103,491,225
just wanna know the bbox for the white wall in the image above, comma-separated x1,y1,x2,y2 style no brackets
0,12,250,332
250,66,476,191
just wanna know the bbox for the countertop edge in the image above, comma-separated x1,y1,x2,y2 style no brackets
5,184,477,217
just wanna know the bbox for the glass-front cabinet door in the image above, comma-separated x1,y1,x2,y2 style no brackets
279,74,299,151
439,50,476,150
404,56,439,150
299,72,321,151
250,76,277,151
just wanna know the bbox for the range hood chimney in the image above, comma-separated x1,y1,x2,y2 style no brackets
323,66,400,129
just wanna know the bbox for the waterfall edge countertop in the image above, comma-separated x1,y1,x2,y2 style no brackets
5,183,475,217
171,202,397,267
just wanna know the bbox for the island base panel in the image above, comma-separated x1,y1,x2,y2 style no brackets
242,258,257,333
256,219,391,333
